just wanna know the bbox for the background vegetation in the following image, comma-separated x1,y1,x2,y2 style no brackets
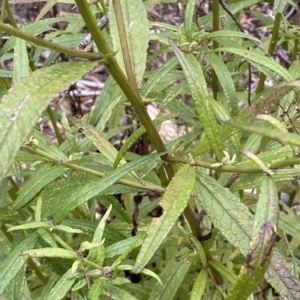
0,0,300,299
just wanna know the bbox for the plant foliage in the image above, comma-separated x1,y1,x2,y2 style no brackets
1,0,300,299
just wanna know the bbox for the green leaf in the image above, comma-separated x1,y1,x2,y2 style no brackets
86,205,111,266
227,176,278,300
111,233,147,268
0,61,97,181
94,205,112,244
89,75,119,126
230,123,300,147
148,258,191,300
141,57,179,97
47,269,76,300
98,195,131,223
194,170,300,298
113,113,179,169
279,211,300,241
5,264,26,300
204,30,261,44
0,70,13,77
102,278,139,300
273,0,287,14
194,170,253,255
13,37,30,83
192,81,297,156
133,164,195,273
69,116,129,170
88,278,103,300
38,228,58,247
13,163,68,210
32,130,66,161
170,40,223,161
209,261,237,284
42,151,166,223
7,222,50,232
215,47,292,81
190,269,207,300
109,0,148,87
105,234,145,259
35,194,43,222
266,250,300,299
54,225,84,234
100,95,123,131
0,233,38,294
235,145,293,168
22,247,77,259
206,51,238,116
184,0,195,41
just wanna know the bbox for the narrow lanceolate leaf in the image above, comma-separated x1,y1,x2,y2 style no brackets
141,57,178,97
208,261,237,284
192,81,297,156
279,211,300,241
170,40,223,161
215,47,292,81
87,205,112,266
102,279,139,300
7,222,50,232
111,233,147,268
184,0,195,41
5,264,26,300
227,177,279,300
133,164,195,273
230,123,300,147
42,151,166,223
21,248,78,260
266,250,300,299
148,258,191,300
0,61,97,181
88,278,103,300
206,52,238,116
194,170,253,255
105,234,146,259
47,269,76,300
190,269,207,300
13,163,68,210
0,233,38,294
69,116,128,168
13,37,30,83
109,0,148,87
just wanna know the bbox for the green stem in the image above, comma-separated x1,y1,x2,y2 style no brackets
22,144,165,194
165,155,300,173
4,0,18,28
291,17,300,62
74,0,200,234
52,232,74,251
0,22,101,60
256,13,282,93
111,0,139,95
47,106,63,145
81,257,103,270
73,0,166,163
74,0,200,238
211,0,220,99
